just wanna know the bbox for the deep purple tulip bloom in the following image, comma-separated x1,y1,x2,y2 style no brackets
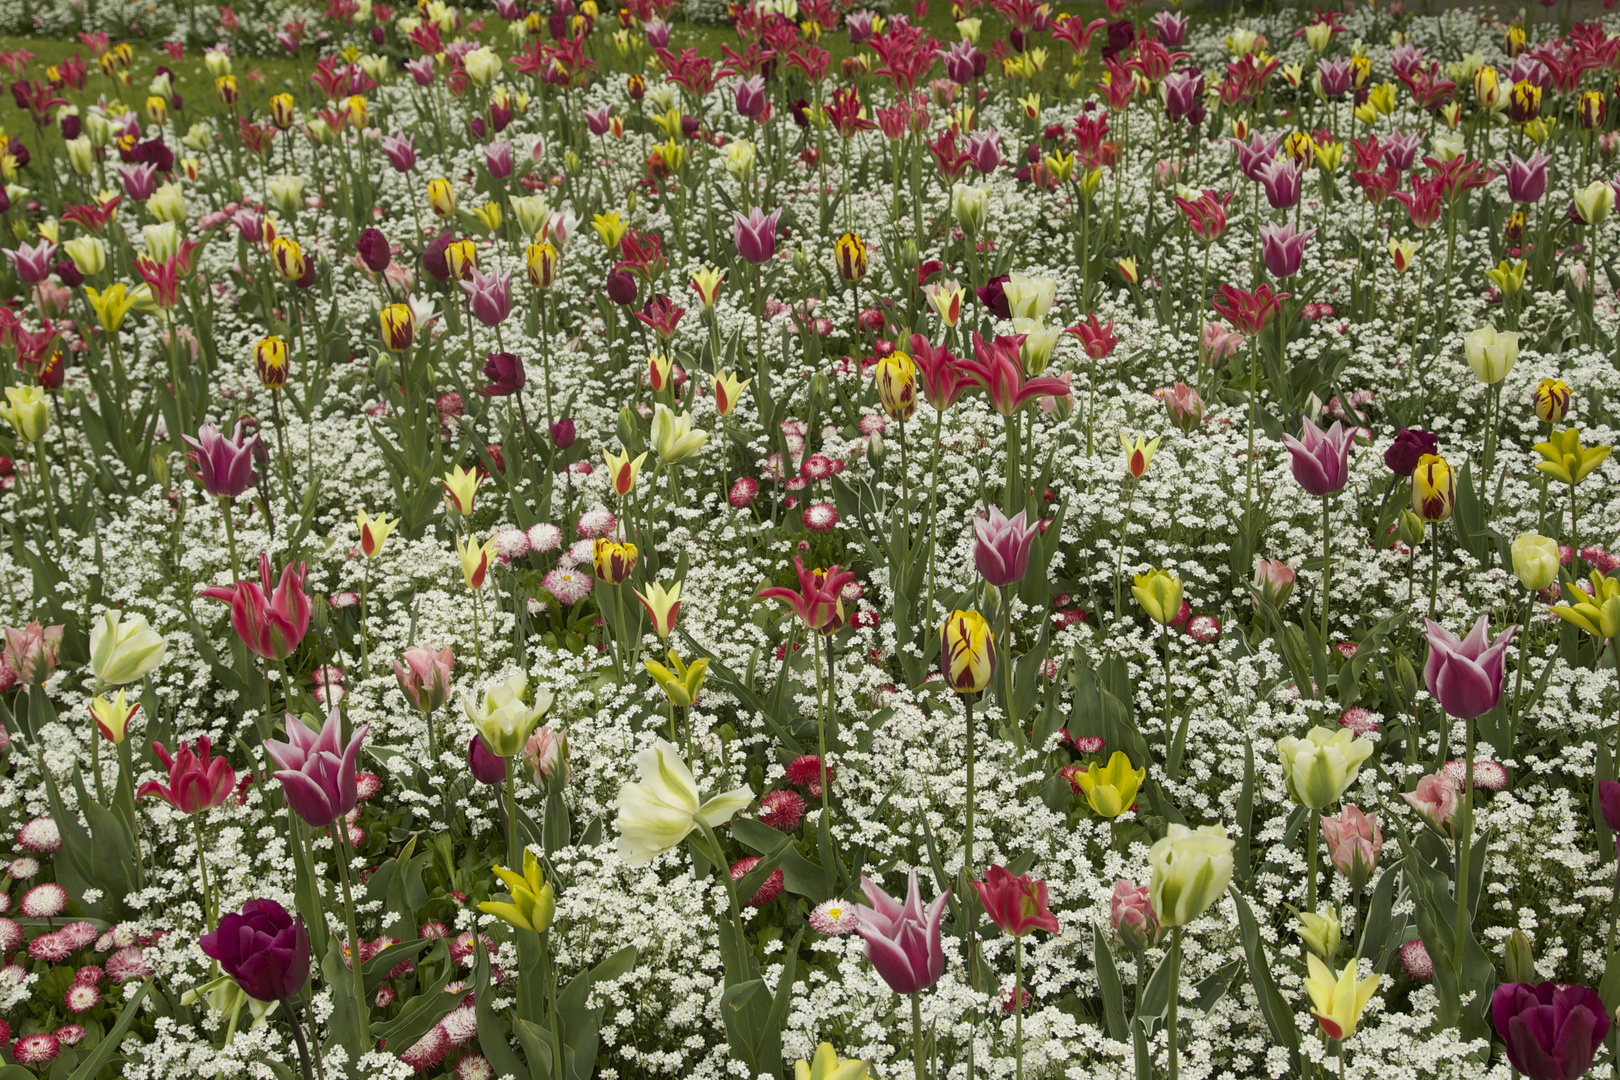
1506,150,1551,204
200,899,310,1003
735,75,766,119
1423,616,1516,720
1491,982,1609,1080
1384,428,1438,476
468,734,507,785
965,129,1001,174
1600,779,1620,831
733,207,783,265
852,871,949,995
356,228,390,273
976,274,1012,320
460,267,513,327
1231,132,1284,182
584,105,612,135
1102,19,1135,60
3,240,54,284
266,706,369,828
60,113,80,141
483,140,513,180
550,418,576,448
1149,11,1188,47
1256,158,1303,210
1317,57,1354,98
53,258,82,288
1260,221,1316,278
605,270,638,305
183,421,260,500
1382,128,1422,171
973,506,1040,587
1281,416,1354,496
1164,69,1205,123
422,229,453,283
380,132,417,172
480,352,525,397
132,138,173,174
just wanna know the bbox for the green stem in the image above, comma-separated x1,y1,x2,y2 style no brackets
1306,808,1319,913
506,758,521,869
1166,925,1183,1080
1014,935,1025,1080
1115,482,1137,621
1321,493,1333,651
333,826,371,1045
1454,708,1476,969
221,497,241,585
193,815,215,930
911,991,926,1080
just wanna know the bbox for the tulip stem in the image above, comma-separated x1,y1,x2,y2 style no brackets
332,825,371,1046
1428,529,1440,621
924,407,944,629
1305,810,1319,914
505,758,521,869
287,1001,318,1080
1454,709,1476,973
1166,925,1182,1080
359,559,372,682
1320,493,1333,656
1013,935,1025,1080
964,691,981,990
1115,482,1136,623
220,497,242,586
193,815,215,931
911,992,926,1080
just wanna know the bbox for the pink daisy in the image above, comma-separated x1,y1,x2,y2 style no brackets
543,567,595,606
801,454,835,481
29,932,74,962
1185,615,1221,643
808,898,859,935
1441,759,1508,792
729,858,785,907
398,1025,450,1072
802,502,839,533
54,1024,84,1045
757,789,806,831
105,946,152,983
729,477,759,507
355,772,383,800
492,528,531,562
1398,938,1432,980
561,538,597,567
13,1032,60,1064
455,1054,495,1080
9,856,39,879
17,816,61,853
1338,707,1379,736
21,882,67,918
60,921,98,950
575,507,617,539
526,523,563,553
64,982,101,1012
784,754,833,795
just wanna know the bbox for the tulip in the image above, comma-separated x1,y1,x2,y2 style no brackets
1388,238,1419,274
1574,181,1614,225
1320,805,1382,889
794,1044,868,1080
524,725,567,792
759,559,855,634
633,581,683,640
691,266,725,307
1296,907,1341,958
468,734,507,784
974,865,1059,937
479,352,525,397
1110,880,1160,951
1277,727,1374,809
1305,954,1379,1042
426,178,456,218
1252,558,1296,608
442,465,482,515
1424,616,1517,718
444,239,477,281
88,610,166,686
1511,533,1559,591
1383,428,1438,475
852,871,949,994
1410,454,1455,523
394,646,453,713
1256,158,1303,210
1072,751,1145,817
1120,431,1161,480
268,237,305,282
1463,326,1517,384
713,370,750,416
63,236,105,277
1281,416,1354,497
456,533,500,590
1532,378,1570,424
0,386,47,443
614,738,753,864
265,707,368,828
941,610,995,693
3,240,56,284
138,736,236,814
460,267,513,327
834,232,868,282
379,303,414,351
593,539,638,586
2,622,62,686
973,506,1039,588
254,336,289,389
1533,428,1611,487
1148,823,1234,926
355,510,397,560
733,207,783,264
1162,384,1203,432
874,352,917,422
1491,982,1609,1080
524,241,558,289
1259,221,1316,278
1403,772,1459,832
603,447,648,496
1001,273,1057,321
90,690,139,744
199,899,310,1003
958,332,1071,416
644,650,709,708
550,419,575,449
1505,150,1550,203
479,848,556,933
1553,572,1620,638
923,279,965,327
650,404,708,464
199,554,311,662
355,228,390,274
1132,570,1183,625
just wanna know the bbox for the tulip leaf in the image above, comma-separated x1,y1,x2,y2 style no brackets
362,938,427,995
65,978,150,1080
1091,923,1128,1043
679,630,802,755
732,817,829,903
472,937,530,1080
318,936,366,1057
1133,941,1175,1031
1396,824,1496,1041
1595,728,1618,866
556,944,639,1080
1234,736,1255,884
1231,888,1302,1063
1194,959,1242,1014
513,1019,554,1080
374,942,457,1049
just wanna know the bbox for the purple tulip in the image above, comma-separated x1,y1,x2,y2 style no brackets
480,352,525,397
1506,150,1551,204
119,162,159,201
1423,616,1516,720
1384,428,1438,476
1256,158,1302,210
644,18,671,49
976,274,1011,319
460,267,513,327
1281,416,1354,497
60,114,80,141
584,106,612,135
605,270,638,305
1163,69,1205,123
852,871,949,995
973,505,1040,588
735,75,766,119
1231,132,1284,182
483,140,513,180
1260,221,1315,278
1508,54,1552,91
468,734,507,785
1600,779,1620,831
1382,128,1422,171
199,899,310,1003
937,39,981,85
1149,11,1188,48
1102,19,1135,60
3,240,55,285
1491,982,1609,1080
404,57,435,86
965,129,1001,174
1389,44,1426,80
356,228,390,273
266,706,369,828
1316,57,1353,98
421,228,453,283
183,421,260,501
380,132,417,172
550,418,576,449
733,207,783,265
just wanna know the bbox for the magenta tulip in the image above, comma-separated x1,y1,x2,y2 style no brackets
266,706,369,828
1505,150,1550,204
973,505,1040,587
852,871,949,995
1256,158,1302,210
1259,221,1316,278
1491,982,1609,1080
1422,616,1516,720
183,421,260,501
200,898,310,1003
732,207,783,265
199,553,312,662
460,267,513,327
1281,416,1354,496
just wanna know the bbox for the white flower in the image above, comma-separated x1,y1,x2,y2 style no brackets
615,739,752,865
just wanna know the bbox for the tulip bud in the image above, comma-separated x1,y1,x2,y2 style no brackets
1411,454,1455,523
1393,652,1419,705
1504,928,1536,984
1296,907,1341,959
941,609,995,693
1511,532,1559,591
866,430,885,468
255,336,289,389
1532,378,1571,423
1396,509,1426,548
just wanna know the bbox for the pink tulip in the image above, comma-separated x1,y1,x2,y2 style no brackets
379,132,417,172
523,725,567,792
2,622,62,686
483,140,513,180
1423,616,1516,720
1256,158,1302,210
460,267,513,327
732,207,783,265
958,332,1071,416
2,240,55,285
200,553,312,662
266,707,368,828
1403,772,1459,833
138,737,236,815
1320,805,1382,888
1110,879,1160,951
852,871,949,995
394,646,453,712
1259,221,1316,278
974,865,1059,937
1505,150,1550,204
1162,382,1204,432
182,421,260,501
1280,416,1354,497
973,505,1039,587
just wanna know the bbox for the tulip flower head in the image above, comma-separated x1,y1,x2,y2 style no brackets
457,533,500,589
394,645,453,712
1252,558,1297,608
1281,416,1355,497
265,707,369,827
1531,378,1570,424
254,336,288,389
1533,427,1610,487
90,689,140,744
713,370,750,416
759,558,856,634
852,871,949,994
138,736,237,815
379,303,414,351
973,506,1039,587
974,865,1060,937
644,650,709,707
199,898,311,1003
614,737,753,864
1510,533,1559,591
1296,907,1341,959
1322,804,1383,889
466,673,553,758
199,554,311,662
1463,326,1517,384
1110,880,1160,951
1073,751,1145,817
479,848,557,934
182,421,259,501
1420,615,1517,720
603,447,649,496
1410,454,1455,523
690,266,725,307
1491,982,1610,1080
355,510,397,559
442,465,482,516
941,609,995,693
650,404,709,464
1305,954,1379,1041
1148,823,1235,926
593,538,639,586
958,332,1071,416
1403,771,1459,833
793,1044,869,1080
1276,726,1374,809
1132,569,1184,625
2,622,63,686
875,351,917,422
834,232,868,282
89,609,166,686
733,207,783,264
1553,572,1620,639
1120,431,1162,480
633,580,683,639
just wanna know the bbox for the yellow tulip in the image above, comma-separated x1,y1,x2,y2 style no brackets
478,848,556,934
632,580,683,639
1304,953,1379,1041
941,609,995,693
84,283,142,334
713,370,750,417
593,538,638,585
1534,427,1611,486
1120,432,1162,480
427,177,456,218
875,351,916,423
442,465,482,515
591,210,627,251
0,386,48,443
1410,454,1455,523
644,650,709,707
456,533,500,589
525,241,558,290
1132,569,1183,625
1073,751,1145,818
1532,378,1570,424
90,689,140,744
691,266,725,308
1553,572,1620,638
356,509,398,559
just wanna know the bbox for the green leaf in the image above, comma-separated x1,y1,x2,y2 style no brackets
472,938,530,1080
1195,959,1242,1014
1231,888,1301,1063
1092,923,1128,1043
